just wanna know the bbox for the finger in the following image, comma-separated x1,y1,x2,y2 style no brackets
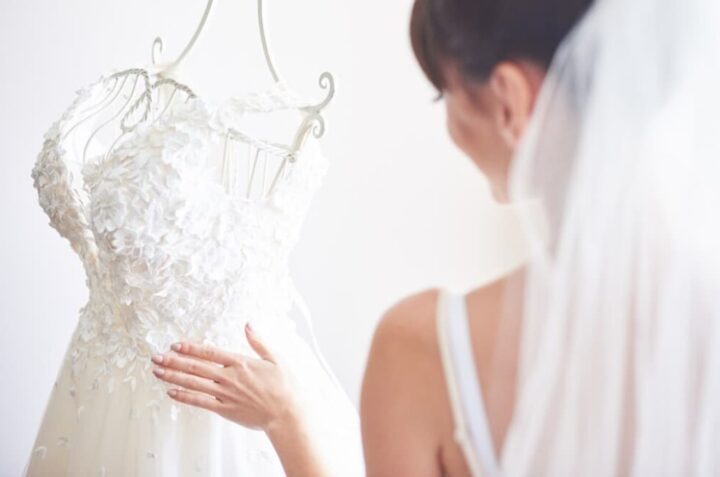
245,323,276,363
171,342,236,366
167,388,223,413
153,367,223,399
152,353,225,383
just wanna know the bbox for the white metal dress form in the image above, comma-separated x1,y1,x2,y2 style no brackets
151,0,336,164
67,0,336,202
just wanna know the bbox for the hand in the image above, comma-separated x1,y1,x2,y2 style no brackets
151,323,300,433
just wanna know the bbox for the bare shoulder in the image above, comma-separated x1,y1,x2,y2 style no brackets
360,287,444,415
359,288,447,476
371,278,510,355
371,288,441,355
366,280,510,367
359,283,512,476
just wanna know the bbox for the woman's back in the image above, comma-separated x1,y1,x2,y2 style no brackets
361,269,523,477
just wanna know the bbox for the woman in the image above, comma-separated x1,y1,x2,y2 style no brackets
152,0,590,475
154,0,720,475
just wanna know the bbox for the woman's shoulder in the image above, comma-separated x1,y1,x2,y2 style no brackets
360,288,450,475
372,288,441,354
371,279,510,355
362,280,510,399
362,278,516,407
360,282,512,475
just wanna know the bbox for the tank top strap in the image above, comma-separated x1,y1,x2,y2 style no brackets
436,288,501,477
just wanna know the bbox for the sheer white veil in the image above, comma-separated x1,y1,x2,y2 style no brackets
500,0,720,474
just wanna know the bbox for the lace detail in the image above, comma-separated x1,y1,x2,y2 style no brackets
30,69,329,401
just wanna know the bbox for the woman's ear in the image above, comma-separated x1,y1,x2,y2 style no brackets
488,62,540,148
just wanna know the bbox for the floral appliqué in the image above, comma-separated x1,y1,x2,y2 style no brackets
30,70,330,420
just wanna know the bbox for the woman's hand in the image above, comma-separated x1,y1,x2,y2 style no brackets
150,323,299,433
151,324,332,477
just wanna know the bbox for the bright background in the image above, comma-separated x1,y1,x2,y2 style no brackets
0,0,529,473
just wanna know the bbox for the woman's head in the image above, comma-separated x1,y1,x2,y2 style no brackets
411,0,591,200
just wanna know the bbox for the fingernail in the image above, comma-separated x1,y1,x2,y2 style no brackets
153,367,164,376
168,389,178,398
246,322,254,333
171,343,182,352
151,354,163,364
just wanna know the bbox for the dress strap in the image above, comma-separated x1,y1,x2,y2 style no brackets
436,288,501,477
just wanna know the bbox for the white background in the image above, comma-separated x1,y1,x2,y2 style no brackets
0,0,529,473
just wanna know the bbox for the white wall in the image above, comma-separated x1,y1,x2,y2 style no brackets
0,0,529,473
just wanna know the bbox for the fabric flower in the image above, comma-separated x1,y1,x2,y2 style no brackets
31,66,330,400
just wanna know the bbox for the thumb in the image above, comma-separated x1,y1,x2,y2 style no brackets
245,323,276,363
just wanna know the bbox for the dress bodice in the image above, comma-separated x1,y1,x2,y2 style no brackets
31,67,330,372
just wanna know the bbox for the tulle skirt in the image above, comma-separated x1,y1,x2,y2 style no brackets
24,322,364,476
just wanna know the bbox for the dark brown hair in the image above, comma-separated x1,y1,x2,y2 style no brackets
411,0,593,93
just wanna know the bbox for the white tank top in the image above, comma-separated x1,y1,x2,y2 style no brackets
436,288,502,477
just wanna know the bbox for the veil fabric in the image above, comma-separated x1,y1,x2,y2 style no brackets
500,0,720,474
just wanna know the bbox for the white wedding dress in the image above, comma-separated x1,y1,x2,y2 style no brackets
25,67,364,476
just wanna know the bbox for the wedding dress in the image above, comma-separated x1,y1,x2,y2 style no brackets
25,67,363,476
